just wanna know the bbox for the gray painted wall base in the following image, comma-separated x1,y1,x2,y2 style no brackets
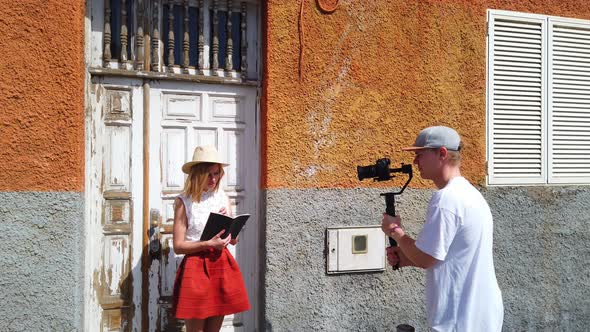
486,186,590,332
263,186,590,332
1,186,588,331
0,192,84,332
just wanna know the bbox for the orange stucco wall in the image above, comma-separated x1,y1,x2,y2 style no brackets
0,0,85,191
263,0,590,189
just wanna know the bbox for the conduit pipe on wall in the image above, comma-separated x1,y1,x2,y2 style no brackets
299,0,339,82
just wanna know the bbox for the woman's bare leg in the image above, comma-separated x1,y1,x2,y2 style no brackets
204,316,225,332
185,319,206,332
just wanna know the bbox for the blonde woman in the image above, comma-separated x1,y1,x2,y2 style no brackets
172,145,250,332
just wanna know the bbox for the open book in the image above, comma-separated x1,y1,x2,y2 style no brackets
199,212,250,241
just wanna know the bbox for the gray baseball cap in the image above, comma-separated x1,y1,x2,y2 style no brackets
402,126,461,151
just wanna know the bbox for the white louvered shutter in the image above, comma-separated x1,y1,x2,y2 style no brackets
548,19,590,183
488,12,547,185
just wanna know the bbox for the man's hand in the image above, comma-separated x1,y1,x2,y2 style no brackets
381,213,403,239
386,246,412,268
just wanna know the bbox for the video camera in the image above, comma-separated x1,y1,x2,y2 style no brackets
357,158,413,269
357,158,412,186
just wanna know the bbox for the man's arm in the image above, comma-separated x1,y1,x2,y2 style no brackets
381,213,438,269
392,231,438,269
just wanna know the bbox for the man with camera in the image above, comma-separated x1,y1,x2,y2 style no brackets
381,126,504,331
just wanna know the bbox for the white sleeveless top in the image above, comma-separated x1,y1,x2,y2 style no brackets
178,190,230,242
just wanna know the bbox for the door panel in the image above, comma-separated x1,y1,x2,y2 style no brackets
87,77,145,332
147,81,259,332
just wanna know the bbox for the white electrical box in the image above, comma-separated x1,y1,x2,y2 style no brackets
326,225,386,274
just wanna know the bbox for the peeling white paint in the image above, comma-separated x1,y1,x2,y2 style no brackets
86,76,144,332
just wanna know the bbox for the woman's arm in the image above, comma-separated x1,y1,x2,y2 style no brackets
172,197,230,254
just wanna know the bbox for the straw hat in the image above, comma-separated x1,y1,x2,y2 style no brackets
182,145,229,174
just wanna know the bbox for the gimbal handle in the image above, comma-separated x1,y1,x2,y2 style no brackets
382,192,399,247
381,165,413,270
381,165,413,244
382,192,400,270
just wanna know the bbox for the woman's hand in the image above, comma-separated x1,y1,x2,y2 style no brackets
208,230,231,250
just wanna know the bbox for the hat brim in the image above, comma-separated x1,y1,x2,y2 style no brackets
182,160,230,174
401,146,429,151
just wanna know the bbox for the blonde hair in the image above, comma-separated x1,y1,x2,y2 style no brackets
182,163,225,202
447,142,463,166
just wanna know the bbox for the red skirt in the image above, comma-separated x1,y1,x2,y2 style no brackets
172,248,250,319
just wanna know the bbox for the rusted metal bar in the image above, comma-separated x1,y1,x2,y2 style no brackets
212,0,220,74
182,0,190,73
103,0,112,67
121,0,129,64
136,0,145,70
151,0,160,71
167,0,175,72
198,0,205,74
240,2,247,79
225,0,234,74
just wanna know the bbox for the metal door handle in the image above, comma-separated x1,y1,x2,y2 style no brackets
148,209,162,256
147,209,161,236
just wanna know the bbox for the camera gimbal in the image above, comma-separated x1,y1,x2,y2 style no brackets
357,158,413,269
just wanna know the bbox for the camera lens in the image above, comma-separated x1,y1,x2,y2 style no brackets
357,158,392,181
357,165,377,180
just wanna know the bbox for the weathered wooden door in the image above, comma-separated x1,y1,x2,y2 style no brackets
87,79,259,331
86,77,146,332
145,82,259,331
86,0,261,329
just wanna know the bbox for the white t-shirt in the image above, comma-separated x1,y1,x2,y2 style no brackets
415,177,504,332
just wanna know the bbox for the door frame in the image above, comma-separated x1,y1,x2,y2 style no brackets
84,75,261,332
84,0,263,328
